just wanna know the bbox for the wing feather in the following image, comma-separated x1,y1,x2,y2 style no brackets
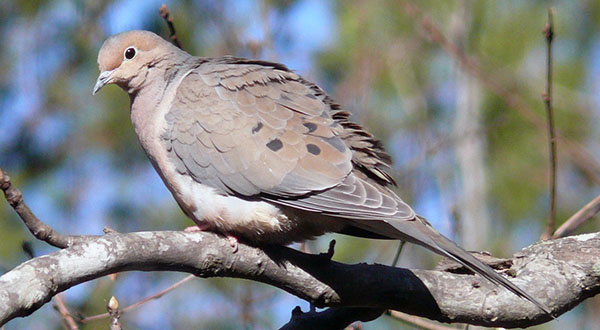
162,58,413,220
163,62,352,197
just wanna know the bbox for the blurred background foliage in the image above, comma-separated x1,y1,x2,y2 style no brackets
1,0,599,329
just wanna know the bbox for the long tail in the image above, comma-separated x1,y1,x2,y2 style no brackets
355,216,552,315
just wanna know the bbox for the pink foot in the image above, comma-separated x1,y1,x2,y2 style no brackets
184,225,239,253
227,235,239,253
184,224,209,232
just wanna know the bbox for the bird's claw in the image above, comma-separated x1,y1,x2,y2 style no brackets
184,225,238,253
226,235,239,253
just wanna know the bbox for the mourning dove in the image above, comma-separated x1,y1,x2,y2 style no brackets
93,30,549,313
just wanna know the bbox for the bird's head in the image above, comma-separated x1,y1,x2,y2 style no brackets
93,30,180,95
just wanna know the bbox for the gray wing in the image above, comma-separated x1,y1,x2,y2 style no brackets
162,57,415,221
268,171,415,220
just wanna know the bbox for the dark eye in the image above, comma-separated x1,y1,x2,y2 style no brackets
124,47,136,60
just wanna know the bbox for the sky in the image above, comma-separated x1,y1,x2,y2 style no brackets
2,0,600,329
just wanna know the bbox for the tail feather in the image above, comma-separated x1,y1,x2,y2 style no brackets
423,228,552,315
353,216,552,315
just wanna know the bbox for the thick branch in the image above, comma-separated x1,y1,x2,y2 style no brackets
1,231,598,328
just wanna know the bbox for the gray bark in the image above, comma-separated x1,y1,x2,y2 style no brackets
1,230,599,328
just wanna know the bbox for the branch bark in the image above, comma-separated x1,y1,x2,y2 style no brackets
1,230,599,328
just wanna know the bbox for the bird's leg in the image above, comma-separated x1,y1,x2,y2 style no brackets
184,222,239,253
183,224,210,232
184,218,211,232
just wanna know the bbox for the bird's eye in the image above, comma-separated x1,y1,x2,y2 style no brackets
124,47,136,60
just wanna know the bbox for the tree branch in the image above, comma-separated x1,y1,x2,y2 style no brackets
553,193,600,238
79,274,195,323
280,306,384,330
0,168,95,248
159,4,182,49
53,294,78,330
386,310,460,330
1,230,598,328
542,8,557,240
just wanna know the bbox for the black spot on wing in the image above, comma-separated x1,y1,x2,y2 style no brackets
303,122,317,133
266,138,283,152
306,144,321,155
252,122,263,134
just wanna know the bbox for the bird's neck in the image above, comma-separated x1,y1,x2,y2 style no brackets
129,62,193,166
129,77,167,160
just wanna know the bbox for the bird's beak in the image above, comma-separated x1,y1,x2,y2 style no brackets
93,69,115,95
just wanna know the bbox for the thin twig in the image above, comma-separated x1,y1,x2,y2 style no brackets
159,4,182,49
387,310,460,330
391,240,406,267
240,285,255,328
0,167,92,249
542,8,557,240
281,307,384,330
552,193,600,238
80,274,195,323
53,294,79,330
